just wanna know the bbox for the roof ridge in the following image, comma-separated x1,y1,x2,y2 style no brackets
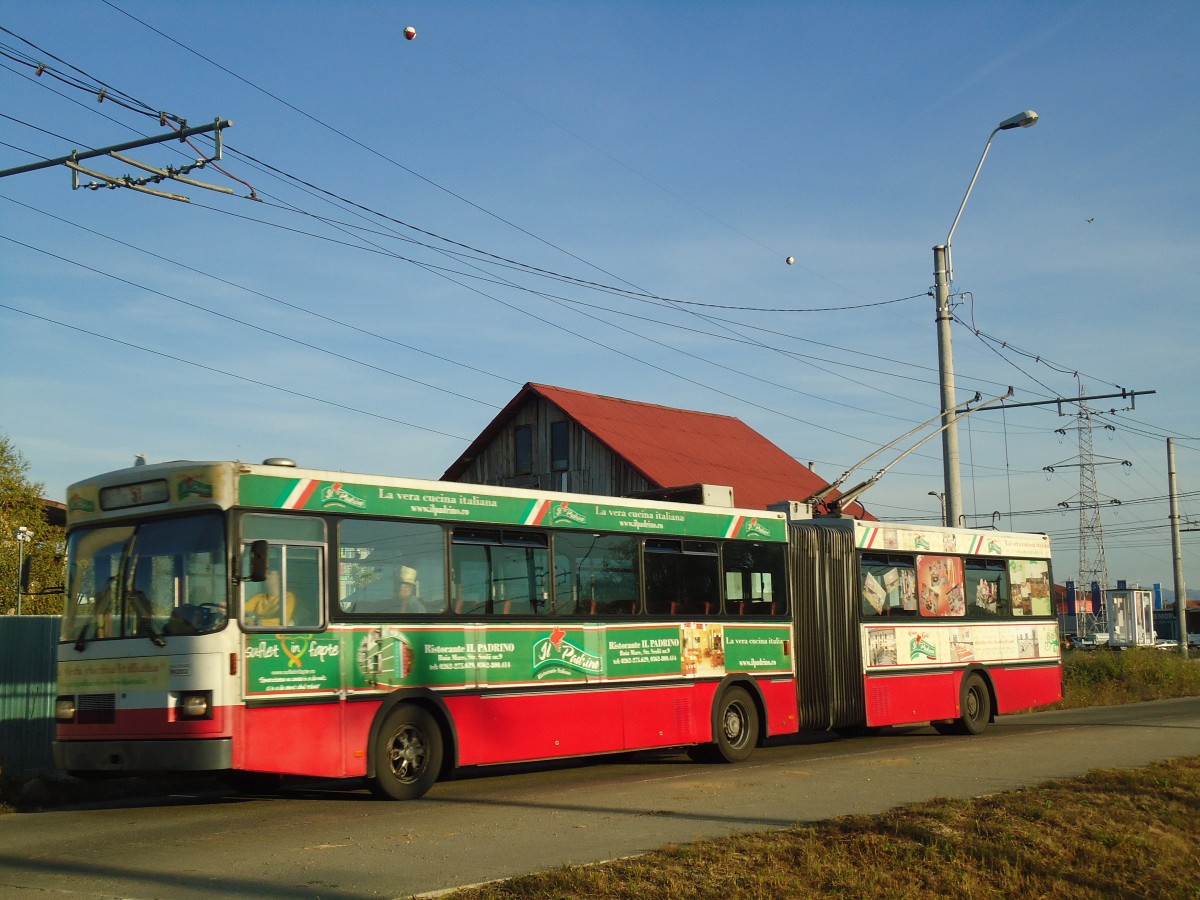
529,382,740,421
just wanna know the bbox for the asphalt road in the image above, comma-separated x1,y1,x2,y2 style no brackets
2,697,1199,899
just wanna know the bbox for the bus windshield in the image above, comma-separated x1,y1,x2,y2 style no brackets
63,512,228,644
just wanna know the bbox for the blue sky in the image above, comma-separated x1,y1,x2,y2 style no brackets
2,1,1197,592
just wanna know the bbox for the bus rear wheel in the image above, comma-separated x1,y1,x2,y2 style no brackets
688,686,759,763
931,674,992,735
958,673,992,735
369,704,443,800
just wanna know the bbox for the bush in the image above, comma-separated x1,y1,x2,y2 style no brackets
1058,648,1200,708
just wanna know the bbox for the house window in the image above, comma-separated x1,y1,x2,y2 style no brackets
550,421,569,472
514,425,532,476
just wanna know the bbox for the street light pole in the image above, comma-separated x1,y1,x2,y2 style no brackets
14,526,33,615
933,109,1038,527
932,245,961,526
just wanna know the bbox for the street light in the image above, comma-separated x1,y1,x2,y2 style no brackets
14,525,33,615
928,491,946,524
932,109,1038,527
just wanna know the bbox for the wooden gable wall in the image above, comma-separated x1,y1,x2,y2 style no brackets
449,394,653,497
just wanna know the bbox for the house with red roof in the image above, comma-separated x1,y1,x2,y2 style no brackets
442,383,869,518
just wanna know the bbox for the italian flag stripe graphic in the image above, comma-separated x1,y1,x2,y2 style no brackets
968,535,984,554
281,479,319,509
523,498,551,525
724,516,745,539
859,527,877,549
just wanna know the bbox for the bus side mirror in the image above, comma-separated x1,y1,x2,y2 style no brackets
249,540,270,582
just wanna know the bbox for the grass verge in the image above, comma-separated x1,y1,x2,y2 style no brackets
447,755,1200,899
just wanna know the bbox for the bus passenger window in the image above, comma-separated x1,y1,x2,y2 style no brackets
644,539,719,617
860,554,918,618
722,541,787,616
552,532,638,616
450,528,548,616
915,555,966,617
1009,559,1052,616
965,558,1009,617
337,519,447,616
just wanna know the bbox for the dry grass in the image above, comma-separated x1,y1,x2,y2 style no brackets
442,650,1200,899
449,756,1200,899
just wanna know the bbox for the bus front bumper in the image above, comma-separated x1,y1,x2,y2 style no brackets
53,738,232,773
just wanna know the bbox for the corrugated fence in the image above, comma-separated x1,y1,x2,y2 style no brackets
0,616,59,775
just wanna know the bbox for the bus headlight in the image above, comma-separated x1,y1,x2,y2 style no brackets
178,692,211,719
55,696,76,722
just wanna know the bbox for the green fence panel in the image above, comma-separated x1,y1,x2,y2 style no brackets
0,616,59,775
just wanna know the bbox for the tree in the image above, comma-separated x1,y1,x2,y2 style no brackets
0,435,65,615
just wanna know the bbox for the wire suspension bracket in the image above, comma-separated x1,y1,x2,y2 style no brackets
0,118,236,202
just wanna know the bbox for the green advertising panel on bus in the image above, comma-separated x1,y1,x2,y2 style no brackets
237,474,787,542
242,622,794,697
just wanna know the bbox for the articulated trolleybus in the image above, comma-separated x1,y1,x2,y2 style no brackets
55,459,1060,799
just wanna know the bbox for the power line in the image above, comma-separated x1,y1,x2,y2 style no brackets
1,193,522,389
0,27,170,122
219,145,929,314
0,302,472,442
0,232,498,408
97,0,655,299
963,317,1125,392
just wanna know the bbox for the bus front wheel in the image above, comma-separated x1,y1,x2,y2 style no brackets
369,704,443,800
688,686,759,763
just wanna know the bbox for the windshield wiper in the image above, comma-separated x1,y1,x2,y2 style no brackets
72,620,164,650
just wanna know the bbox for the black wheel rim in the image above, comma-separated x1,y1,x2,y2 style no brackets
965,684,981,721
386,724,428,783
723,700,749,749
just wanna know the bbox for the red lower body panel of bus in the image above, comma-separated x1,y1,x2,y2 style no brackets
234,677,799,777
862,663,1062,727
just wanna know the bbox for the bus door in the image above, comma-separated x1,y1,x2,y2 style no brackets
238,512,328,665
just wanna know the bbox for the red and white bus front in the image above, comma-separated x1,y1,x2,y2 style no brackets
54,511,239,773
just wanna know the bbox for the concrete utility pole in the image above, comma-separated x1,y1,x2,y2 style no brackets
932,243,962,526
933,109,1038,527
1168,438,1188,657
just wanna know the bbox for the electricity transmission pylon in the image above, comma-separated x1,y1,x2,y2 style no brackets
1040,379,1136,636
1074,393,1110,632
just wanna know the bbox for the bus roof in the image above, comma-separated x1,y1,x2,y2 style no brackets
801,517,1052,559
66,459,790,543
